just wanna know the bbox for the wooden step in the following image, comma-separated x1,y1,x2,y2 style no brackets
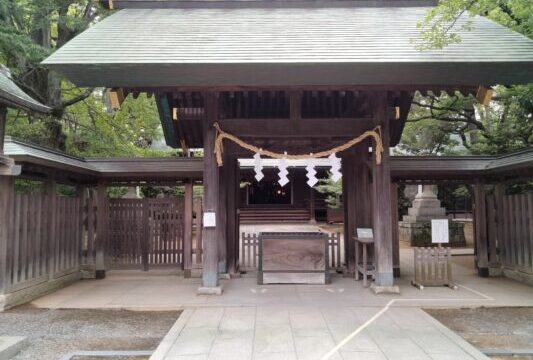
239,208,310,224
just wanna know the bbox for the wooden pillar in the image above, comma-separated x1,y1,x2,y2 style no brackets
95,182,107,279
390,182,400,278
217,152,229,274
371,92,396,289
0,176,14,294
0,106,6,154
353,143,371,275
226,156,239,275
494,183,505,267
309,187,316,224
342,151,357,274
199,92,221,293
473,180,489,277
46,178,57,279
76,186,87,269
183,180,193,278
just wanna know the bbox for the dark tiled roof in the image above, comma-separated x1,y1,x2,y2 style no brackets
0,67,51,114
4,136,532,182
43,6,533,87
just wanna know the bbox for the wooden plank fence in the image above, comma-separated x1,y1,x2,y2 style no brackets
4,192,82,293
496,192,533,273
240,232,342,271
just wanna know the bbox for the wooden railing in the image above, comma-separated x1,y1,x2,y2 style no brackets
239,232,343,271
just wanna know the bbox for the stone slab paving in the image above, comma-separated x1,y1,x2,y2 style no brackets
150,306,488,360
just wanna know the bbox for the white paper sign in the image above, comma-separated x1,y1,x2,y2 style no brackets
357,228,373,239
203,212,216,228
431,219,449,244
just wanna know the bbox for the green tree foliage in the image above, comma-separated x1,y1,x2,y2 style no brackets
401,0,533,156
315,176,342,209
1,1,171,157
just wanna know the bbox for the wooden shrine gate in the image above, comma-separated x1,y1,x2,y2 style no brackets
106,198,185,270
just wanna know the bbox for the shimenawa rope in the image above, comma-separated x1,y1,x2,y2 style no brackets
213,122,384,166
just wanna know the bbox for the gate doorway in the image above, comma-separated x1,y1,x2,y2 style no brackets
106,198,185,270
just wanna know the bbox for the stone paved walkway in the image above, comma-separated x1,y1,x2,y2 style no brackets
151,306,488,360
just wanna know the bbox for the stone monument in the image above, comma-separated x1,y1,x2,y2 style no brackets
399,185,466,247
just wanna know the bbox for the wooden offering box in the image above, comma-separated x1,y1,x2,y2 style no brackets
258,232,329,285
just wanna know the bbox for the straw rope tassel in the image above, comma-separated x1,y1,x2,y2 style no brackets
213,122,384,166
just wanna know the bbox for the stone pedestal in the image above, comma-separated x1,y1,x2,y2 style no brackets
403,185,446,222
399,185,466,247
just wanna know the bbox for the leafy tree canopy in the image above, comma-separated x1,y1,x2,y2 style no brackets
399,0,533,156
1,0,172,158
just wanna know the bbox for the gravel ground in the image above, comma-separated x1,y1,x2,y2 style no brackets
425,307,533,360
0,305,180,360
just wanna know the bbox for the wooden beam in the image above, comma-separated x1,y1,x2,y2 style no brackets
217,117,374,138
199,92,221,292
132,84,479,95
371,92,395,288
107,88,125,110
476,86,494,106
183,179,193,278
473,180,489,277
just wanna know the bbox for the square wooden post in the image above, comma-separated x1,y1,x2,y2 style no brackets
473,180,489,277
226,156,239,275
391,182,400,278
76,185,87,270
217,152,229,274
494,183,505,267
46,178,57,280
353,143,371,277
183,180,193,278
199,92,222,294
95,182,107,279
0,176,14,295
342,151,356,275
371,92,398,292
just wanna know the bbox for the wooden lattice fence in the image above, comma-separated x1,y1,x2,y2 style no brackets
106,197,185,269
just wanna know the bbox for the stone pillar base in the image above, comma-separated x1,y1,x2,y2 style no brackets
197,286,223,295
370,283,400,294
219,273,231,280
95,270,106,280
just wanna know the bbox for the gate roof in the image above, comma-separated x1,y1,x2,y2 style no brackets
42,2,533,88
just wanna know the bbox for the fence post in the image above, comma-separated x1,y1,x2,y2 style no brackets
95,182,107,279
183,181,193,277
473,180,489,277
46,178,57,279
77,186,86,270
142,197,150,271
0,176,14,294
